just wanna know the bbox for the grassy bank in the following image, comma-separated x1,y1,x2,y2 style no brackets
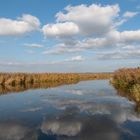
111,68,140,103
0,72,112,86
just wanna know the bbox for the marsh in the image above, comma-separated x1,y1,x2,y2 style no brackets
0,80,140,140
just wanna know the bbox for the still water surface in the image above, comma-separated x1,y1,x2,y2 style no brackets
0,80,140,140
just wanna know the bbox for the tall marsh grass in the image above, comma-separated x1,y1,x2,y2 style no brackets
111,68,140,102
0,73,112,86
0,72,112,94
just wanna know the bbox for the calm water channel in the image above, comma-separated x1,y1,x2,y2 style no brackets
0,80,140,140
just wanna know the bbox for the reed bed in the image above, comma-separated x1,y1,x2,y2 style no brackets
0,72,112,95
0,72,112,86
111,68,140,102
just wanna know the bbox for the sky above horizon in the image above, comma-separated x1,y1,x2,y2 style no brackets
0,0,140,72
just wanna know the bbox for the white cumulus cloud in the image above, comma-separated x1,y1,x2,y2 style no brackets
56,4,120,36
42,22,79,38
68,55,85,61
24,43,43,48
123,11,138,18
121,30,140,43
0,14,40,36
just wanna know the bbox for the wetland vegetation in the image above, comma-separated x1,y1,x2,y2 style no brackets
0,69,140,139
111,68,140,112
0,80,140,140
0,72,112,94
1,69,140,112
0,73,112,86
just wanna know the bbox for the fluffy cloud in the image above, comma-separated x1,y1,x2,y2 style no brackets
75,31,120,49
43,42,84,54
41,3,140,58
43,29,140,55
77,29,140,49
67,55,85,61
56,4,120,36
24,43,43,48
1,5,137,39
42,4,121,38
123,11,138,18
0,55,84,67
42,22,79,38
1,3,139,63
120,30,140,43
0,14,40,36
98,49,140,60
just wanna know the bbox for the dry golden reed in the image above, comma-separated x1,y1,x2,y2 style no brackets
111,68,140,102
0,72,112,86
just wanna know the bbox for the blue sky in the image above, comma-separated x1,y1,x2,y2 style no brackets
0,0,140,72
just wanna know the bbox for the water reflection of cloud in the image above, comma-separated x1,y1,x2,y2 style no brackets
0,122,38,140
64,90,83,95
41,120,81,136
41,112,121,140
53,88,116,96
40,106,140,140
42,93,140,124
20,107,42,112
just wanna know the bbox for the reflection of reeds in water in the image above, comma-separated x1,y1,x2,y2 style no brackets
0,80,79,95
115,88,140,113
111,67,140,113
